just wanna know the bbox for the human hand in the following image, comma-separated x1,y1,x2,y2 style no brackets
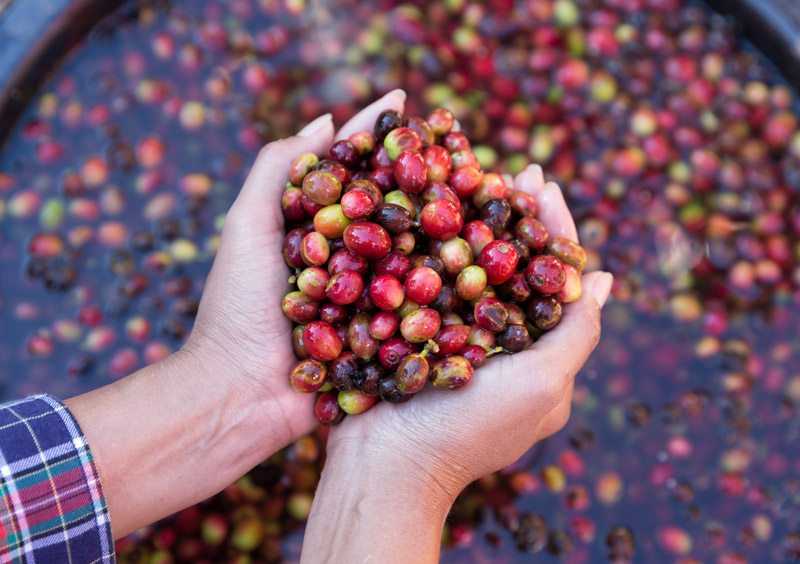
326,164,613,499
185,90,407,449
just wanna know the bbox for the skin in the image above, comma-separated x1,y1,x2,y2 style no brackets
64,90,613,557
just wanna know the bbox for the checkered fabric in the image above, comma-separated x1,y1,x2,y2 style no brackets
0,395,114,563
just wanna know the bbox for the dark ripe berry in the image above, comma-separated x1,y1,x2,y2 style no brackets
528,296,563,331
316,159,350,184
407,116,435,146
444,131,470,152
395,353,430,394
343,222,392,259
424,146,452,183
378,337,417,370
431,355,474,390
456,265,488,301
297,267,329,300
394,151,428,193
374,251,412,279
506,303,526,326
509,190,539,217
462,220,495,255
375,204,413,233
288,152,319,185
328,249,367,275
548,236,588,271
338,389,378,415
313,205,350,238
325,270,364,305
349,131,375,154
300,231,330,266
435,324,470,355
422,181,460,208
369,274,406,311
379,378,411,403
516,217,549,250
498,324,532,353
329,140,360,167
400,307,441,343
462,344,487,367
525,255,567,294
439,237,473,275
420,200,463,240
302,170,342,205
481,198,512,237
358,363,384,396
314,392,344,425
404,266,442,305
431,284,460,312
348,313,379,360
289,359,327,393
511,238,531,264
473,173,510,208
282,186,306,222
282,291,319,323
301,193,324,217
374,109,404,141
474,297,509,332
355,287,375,312
369,166,395,192
283,228,307,268
371,146,393,168
411,254,445,276
341,189,376,220
427,108,454,136
303,321,343,361
558,264,582,303
501,272,531,303
441,312,464,326
393,232,416,255
369,311,400,340
384,127,422,160
468,325,496,350
451,166,483,198
292,325,307,358
329,352,358,390
319,303,348,325
477,240,520,285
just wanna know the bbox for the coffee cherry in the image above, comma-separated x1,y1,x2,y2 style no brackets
431,356,473,390
314,392,344,425
462,345,488,367
525,255,567,294
288,152,319,186
404,266,442,306
474,297,509,333
378,378,411,403
451,166,483,198
548,236,588,271
509,190,539,217
375,204,413,233
303,321,343,361
497,324,532,353
528,296,563,331
348,313,378,360
435,324,470,355
358,363,384,396
500,272,531,303
395,353,430,394
473,173,510,208
340,189,376,220
394,151,427,193
325,270,364,305
456,265,488,301
558,264,583,303
282,186,306,222
338,389,378,415
369,274,405,311
328,249,367,275
420,200,463,240
297,267,329,300
422,182,461,208
283,228,307,268
378,337,417,370
374,251,412,279
477,240,520,285
302,170,342,205
343,222,392,259
481,198,512,237
516,217,549,250
468,325,496,350
348,131,375,155
427,108,454,136
424,145,452,183
314,204,350,238
301,232,330,266
329,140,360,167
369,311,400,340
400,308,442,343
319,303,348,325
329,352,358,391
292,325,307,359
374,110,404,141
462,220,495,255
282,291,318,323
289,359,327,393
384,127,422,160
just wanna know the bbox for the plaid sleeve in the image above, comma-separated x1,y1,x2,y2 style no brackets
0,395,114,563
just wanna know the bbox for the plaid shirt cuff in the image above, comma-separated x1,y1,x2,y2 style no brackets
0,395,114,563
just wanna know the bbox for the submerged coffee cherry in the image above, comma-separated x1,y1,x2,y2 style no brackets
525,255,567,295
395,353,430,394
290,360,327,393
431,356,473,390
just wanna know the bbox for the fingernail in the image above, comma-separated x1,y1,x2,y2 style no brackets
588,272,613,308
298,114,332,137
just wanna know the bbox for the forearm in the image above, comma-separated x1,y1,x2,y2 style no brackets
301,441,456,564
65,348,289,538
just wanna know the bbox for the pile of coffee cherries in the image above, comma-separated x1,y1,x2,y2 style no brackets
281,109,587,424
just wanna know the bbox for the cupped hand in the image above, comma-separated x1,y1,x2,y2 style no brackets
185,90,407,447
327,162,613,500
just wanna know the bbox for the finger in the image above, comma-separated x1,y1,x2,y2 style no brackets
231,116,335,223
334,89,407,141
514,166,578,243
